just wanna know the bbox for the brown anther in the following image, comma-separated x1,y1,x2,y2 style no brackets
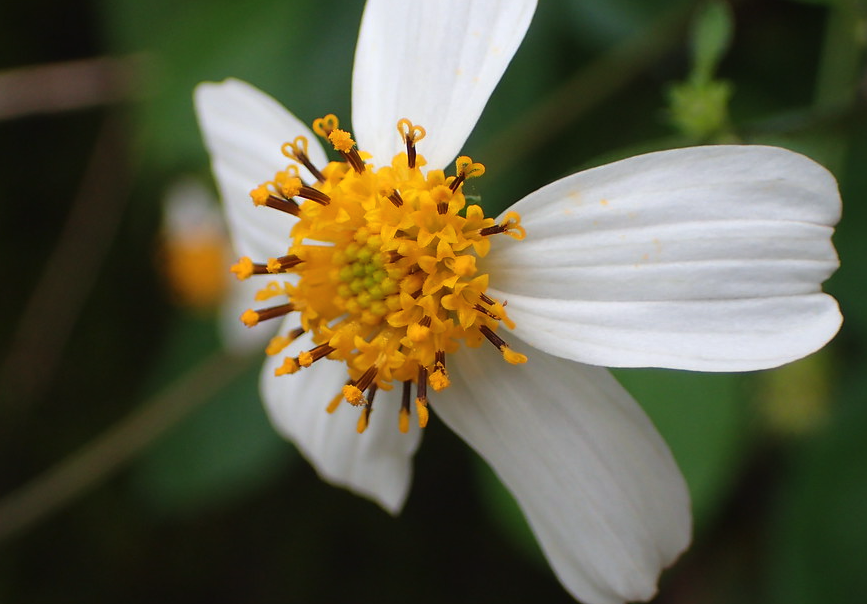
387,190,404,207
478,292,496,305
479,324,508,351
298,185,331,205
341,147,366,174
252,302,295,323
416,365,428,404
479,223,509,237
352,364,379,394
474,303,501,321
267,254,303,273
397,119,426,169
264,195,301,216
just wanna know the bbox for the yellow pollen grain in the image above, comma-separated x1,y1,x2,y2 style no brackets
415,398,429,428
241,309,260,327
275,356,300,376
398,407,410,433
502,348,528,365
250,185,271,206
429,370,450,391
343,384,366,406
266,258,282,273
298,350,314,367
231,257,254,280
280,177,302,198
328,129,356,152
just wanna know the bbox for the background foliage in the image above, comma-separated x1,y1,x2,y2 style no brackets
1,0,866,602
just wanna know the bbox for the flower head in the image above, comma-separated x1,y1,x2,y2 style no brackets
195,1,841,603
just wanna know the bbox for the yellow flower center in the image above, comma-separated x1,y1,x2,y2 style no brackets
233,115,526,433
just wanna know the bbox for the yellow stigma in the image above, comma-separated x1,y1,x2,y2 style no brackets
241,116,526,433
503,348,528,365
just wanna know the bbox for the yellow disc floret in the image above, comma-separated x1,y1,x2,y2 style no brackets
239,115,526,433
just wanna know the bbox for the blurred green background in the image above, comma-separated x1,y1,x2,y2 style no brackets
1,0,865,602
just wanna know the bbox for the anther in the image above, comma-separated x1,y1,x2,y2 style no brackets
449,156,486,193
282,136,326,183
357,385,375,434
281,176,331,205
241,302,295,327
250,186,301,216
398,380,412,433
397,119,426,169
327,129,366,174
298,344,336,367
479,325,528,365
231,257,270,280
430,350,450,391
415,365,429,428
479,211,525,239
343,365,378,406
387,189,404,207
266,254,303,273
474,303,502,321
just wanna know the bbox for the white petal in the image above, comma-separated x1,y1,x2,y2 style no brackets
435,339,690,604
260,323,422,514
194,78,329,260
352,0,537,170
486,145,842,371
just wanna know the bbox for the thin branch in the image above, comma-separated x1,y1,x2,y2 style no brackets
0,113,133,425
0,55,145,121
0,350,255,543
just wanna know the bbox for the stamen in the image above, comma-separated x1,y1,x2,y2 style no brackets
327,129,366,174
298,344,336,367
241,302,295,327
281,176,331,205
250,186,302,216
265,326,306,356
282,136,326,183
479,211,525,239
231,257,269,280
398,380,411,433
474,303,501,321
479,325,528,365
430,350,450,391
415,365,429,428
343,365,378,406
387,189,404,208
357,385,377,434
397,118,426,169
266,254,303,273
449,156,485,193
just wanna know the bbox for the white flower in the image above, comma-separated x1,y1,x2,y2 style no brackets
194,1,842,603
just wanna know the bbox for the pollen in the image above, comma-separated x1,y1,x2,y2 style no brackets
240,115,526,433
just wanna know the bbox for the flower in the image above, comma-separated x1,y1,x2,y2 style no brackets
194,1,842,602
